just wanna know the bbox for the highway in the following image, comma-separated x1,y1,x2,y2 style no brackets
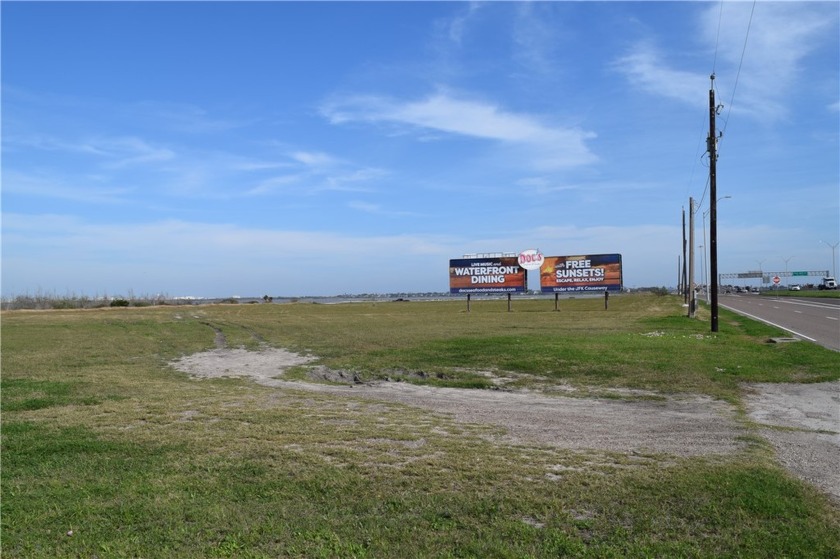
718,293,840,351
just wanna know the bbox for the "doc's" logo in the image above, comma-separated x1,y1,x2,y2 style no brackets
518,249,544,271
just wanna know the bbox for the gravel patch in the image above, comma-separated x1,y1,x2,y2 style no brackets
170,347,838,503
742,381,840,503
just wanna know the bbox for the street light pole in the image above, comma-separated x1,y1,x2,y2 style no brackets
821,240,839,279
783,256,794,287
755,259,766,291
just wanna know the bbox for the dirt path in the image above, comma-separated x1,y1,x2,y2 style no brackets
170,347,839,503
742,381,840,502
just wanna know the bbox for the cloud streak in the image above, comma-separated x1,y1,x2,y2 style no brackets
322,91,597,171
615,3,839,121
612,42,707,108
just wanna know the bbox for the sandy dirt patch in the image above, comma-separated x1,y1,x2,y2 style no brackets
742,381,840,502
170,347,839,503
172,347,316,380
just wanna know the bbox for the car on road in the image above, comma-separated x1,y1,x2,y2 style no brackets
789,285,801,291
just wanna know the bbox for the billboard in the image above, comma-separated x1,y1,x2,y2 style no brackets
540,254,623,293
449,257,527,294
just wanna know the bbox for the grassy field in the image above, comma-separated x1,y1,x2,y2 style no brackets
2,293,839,558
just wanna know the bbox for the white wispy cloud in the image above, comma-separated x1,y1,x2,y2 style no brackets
228,157,295,172
612,42,708,107
323,167,388,191
438,2,483,45
515,176,583,195
4,132,176,168
321,91,597,170
704,2,837,119
245,151,386,196
347,200,420,218
1,170,134,204
5,122,383,201
615,3,838,121
98,137,177,169
3,88,388,202
246,174,307,196
511,2,562,78
290,151,340,167
129,100,253,134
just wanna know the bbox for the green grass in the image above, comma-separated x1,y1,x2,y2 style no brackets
2,294,839,558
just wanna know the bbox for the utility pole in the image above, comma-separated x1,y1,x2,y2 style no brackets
708,75,720,332
682,206,688,304
677,255,682,294
688,197,696,318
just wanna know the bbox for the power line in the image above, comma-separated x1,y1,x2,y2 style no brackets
684,0,756,302
711,0,725,75
683,113,712,203
719,0,757,141
697,174,711,213
697,0,755,204
690,0,725,207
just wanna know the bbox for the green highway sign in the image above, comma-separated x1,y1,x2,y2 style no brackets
792,271,808,276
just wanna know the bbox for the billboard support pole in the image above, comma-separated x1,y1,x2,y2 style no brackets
467,294,471,313
507,293,512,312
554,293,559,311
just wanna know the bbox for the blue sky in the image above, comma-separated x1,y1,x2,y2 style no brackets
2,1,838,298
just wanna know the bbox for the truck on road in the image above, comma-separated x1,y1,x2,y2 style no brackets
818,277,837,290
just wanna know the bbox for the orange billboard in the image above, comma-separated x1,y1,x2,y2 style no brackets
449,257,526,294
540,254,622,293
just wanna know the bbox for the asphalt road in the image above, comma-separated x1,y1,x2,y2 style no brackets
719,293,840,351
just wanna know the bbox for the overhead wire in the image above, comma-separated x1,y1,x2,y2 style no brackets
690,0,725,213
680,0,756,301
696,0,756,211
719,0,757,145
684,111,712,206
711,0,725,75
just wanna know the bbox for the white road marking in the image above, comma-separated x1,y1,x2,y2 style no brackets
718,304,817,342
777,299,840,311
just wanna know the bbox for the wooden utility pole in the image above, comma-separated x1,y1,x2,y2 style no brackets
688,197,696,318
677,255,682,295
709,75,720,332
682,207,688,304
